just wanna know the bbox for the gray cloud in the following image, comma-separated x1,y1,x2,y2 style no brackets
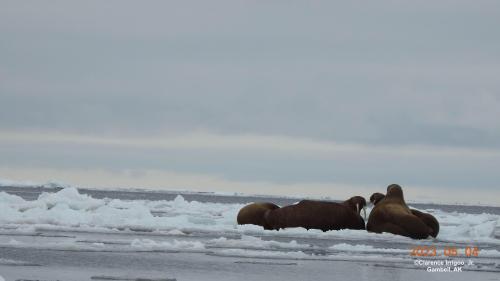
1,1,500,202
1,132,499,191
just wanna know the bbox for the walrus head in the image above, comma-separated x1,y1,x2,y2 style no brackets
386,184,406,203
345,196,367,220
387,184,403,196
369,192,385,205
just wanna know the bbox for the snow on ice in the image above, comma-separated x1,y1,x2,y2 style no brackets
0,187,499,261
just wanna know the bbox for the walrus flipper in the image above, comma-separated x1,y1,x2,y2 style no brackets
411,209,439,238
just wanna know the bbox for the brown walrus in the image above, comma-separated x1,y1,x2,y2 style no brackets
237,202,280,230
368,191,439,238
369,192,385,205
263,196,367,232
410,209,440,238
367,184,437,239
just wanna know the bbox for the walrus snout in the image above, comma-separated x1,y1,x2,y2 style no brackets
346,196,367,220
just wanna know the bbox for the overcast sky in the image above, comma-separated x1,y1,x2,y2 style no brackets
1,1,499,204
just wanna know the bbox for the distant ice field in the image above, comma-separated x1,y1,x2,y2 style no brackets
0,185,499,280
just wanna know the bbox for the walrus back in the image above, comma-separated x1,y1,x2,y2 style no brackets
411,209,440,238
237,202,280,230
265,200,365,231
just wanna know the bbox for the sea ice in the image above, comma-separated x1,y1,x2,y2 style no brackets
0,187,498,247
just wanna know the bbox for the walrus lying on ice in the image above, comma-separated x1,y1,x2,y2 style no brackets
367,184,439,239
237,202,280,230
237,196,367,232
264,196,367,232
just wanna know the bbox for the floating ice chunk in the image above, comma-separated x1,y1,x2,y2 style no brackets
211,248,408,263
130,238,205,251
0,192,26,205
438,216,498,243
214,248,311,259
166,229,186,235
0,258,39,266
477,248,500,258
209,235,307,250
37,187,104,211
173,195,186,204
329,243,406,254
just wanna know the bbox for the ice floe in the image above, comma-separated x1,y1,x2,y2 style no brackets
0,187,499,248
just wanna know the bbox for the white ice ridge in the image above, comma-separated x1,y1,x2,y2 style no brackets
209,235,307,250
0,187,499,244
3,236,500,260
131,239,205,251
329,243,407,254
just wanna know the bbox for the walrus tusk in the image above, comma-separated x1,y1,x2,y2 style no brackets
356,203,359,216
362,207,367,220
